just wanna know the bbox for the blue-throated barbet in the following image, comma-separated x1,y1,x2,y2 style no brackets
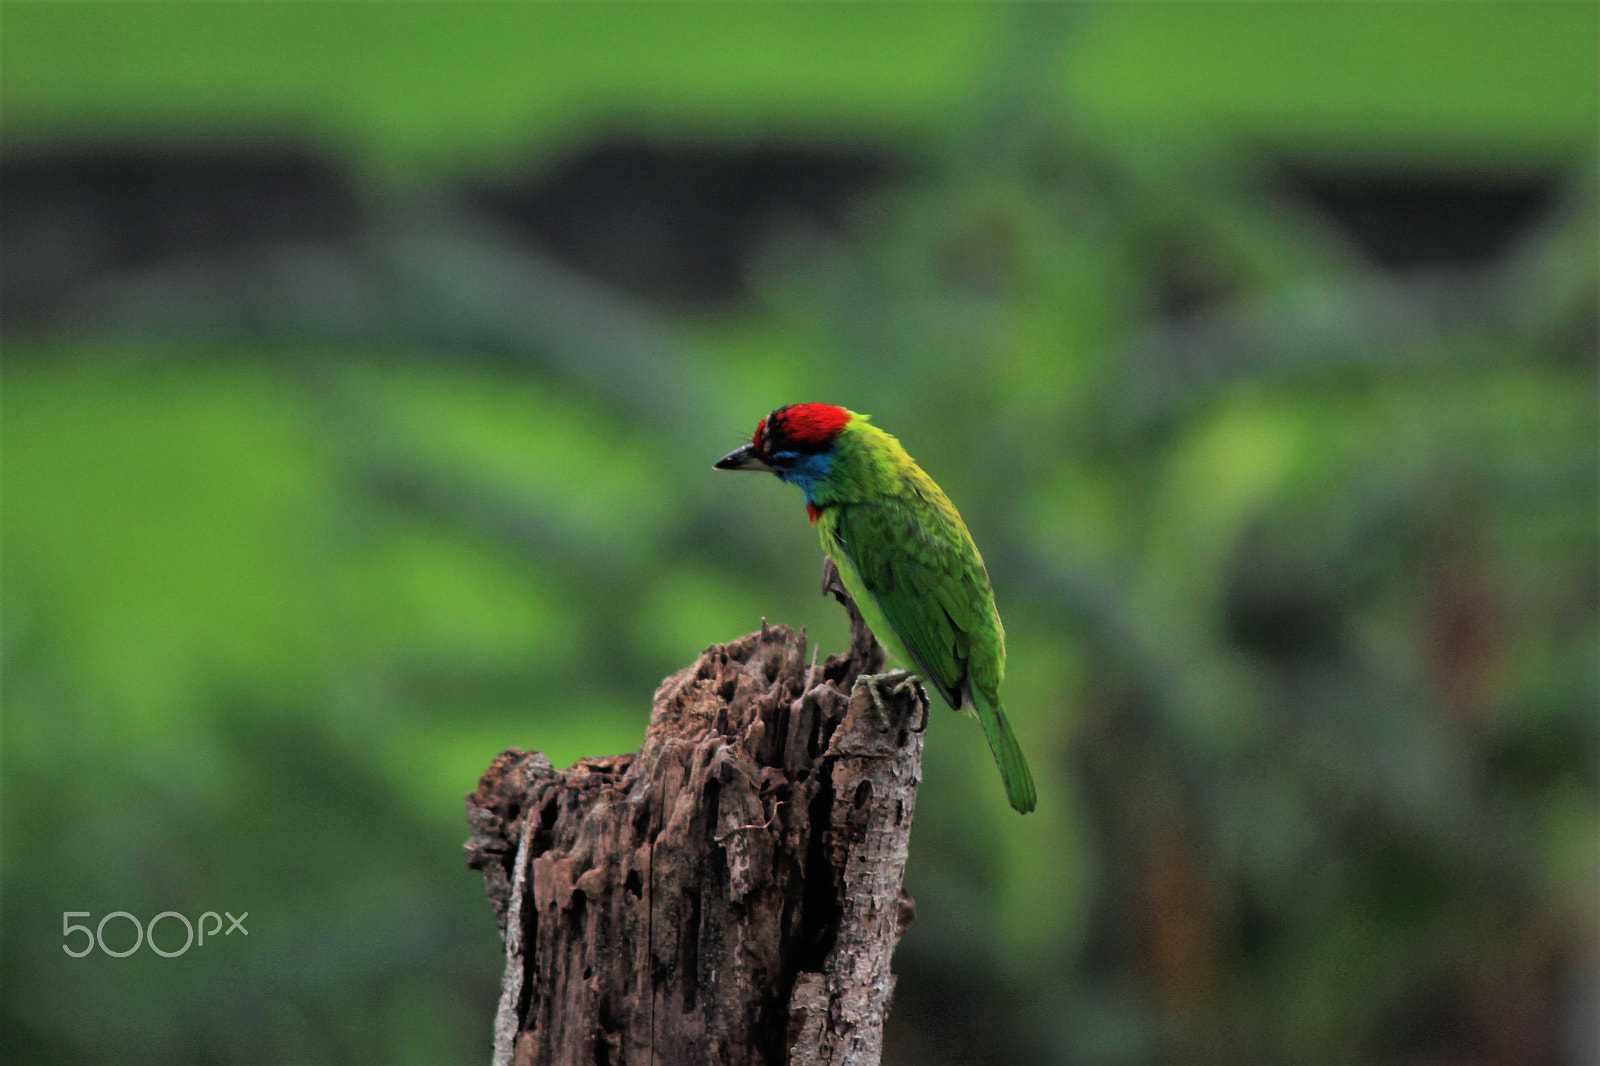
716,403,1036,813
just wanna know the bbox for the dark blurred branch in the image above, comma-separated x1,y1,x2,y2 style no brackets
372,197,713,441
1112,165,1599,432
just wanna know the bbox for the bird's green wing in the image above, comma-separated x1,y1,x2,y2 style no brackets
829,494,1035,812
829,495,996,711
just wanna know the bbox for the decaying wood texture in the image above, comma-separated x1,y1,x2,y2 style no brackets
465,563,925,1066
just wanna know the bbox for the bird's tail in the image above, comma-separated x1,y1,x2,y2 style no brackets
970,688,1036,814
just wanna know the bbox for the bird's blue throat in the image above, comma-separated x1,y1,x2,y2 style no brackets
770,450,834,504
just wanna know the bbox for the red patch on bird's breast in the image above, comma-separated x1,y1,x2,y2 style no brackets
772,403,851,448
806,503,824,524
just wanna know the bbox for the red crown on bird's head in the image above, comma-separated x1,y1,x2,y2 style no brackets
753,404,852,459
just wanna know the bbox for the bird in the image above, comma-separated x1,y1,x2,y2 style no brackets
715,403,1036,813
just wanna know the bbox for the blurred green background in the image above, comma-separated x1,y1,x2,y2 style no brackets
3,3,1596,1064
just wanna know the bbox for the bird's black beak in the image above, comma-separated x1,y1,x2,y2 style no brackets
714,443,772,472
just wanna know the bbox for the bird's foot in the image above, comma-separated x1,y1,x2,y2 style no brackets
857,670,918,718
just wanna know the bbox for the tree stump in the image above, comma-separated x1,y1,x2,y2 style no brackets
465,565,925,1066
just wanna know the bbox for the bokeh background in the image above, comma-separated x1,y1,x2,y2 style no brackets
3,3,1596,1064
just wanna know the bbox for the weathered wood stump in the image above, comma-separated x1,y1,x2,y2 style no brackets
465,568,925,1066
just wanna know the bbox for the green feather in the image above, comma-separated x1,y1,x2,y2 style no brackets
970,687,1037,814
809,414,1037,813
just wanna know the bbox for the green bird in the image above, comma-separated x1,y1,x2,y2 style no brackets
716,403,1036,813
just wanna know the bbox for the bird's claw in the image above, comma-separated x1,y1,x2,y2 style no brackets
858,670,917,718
